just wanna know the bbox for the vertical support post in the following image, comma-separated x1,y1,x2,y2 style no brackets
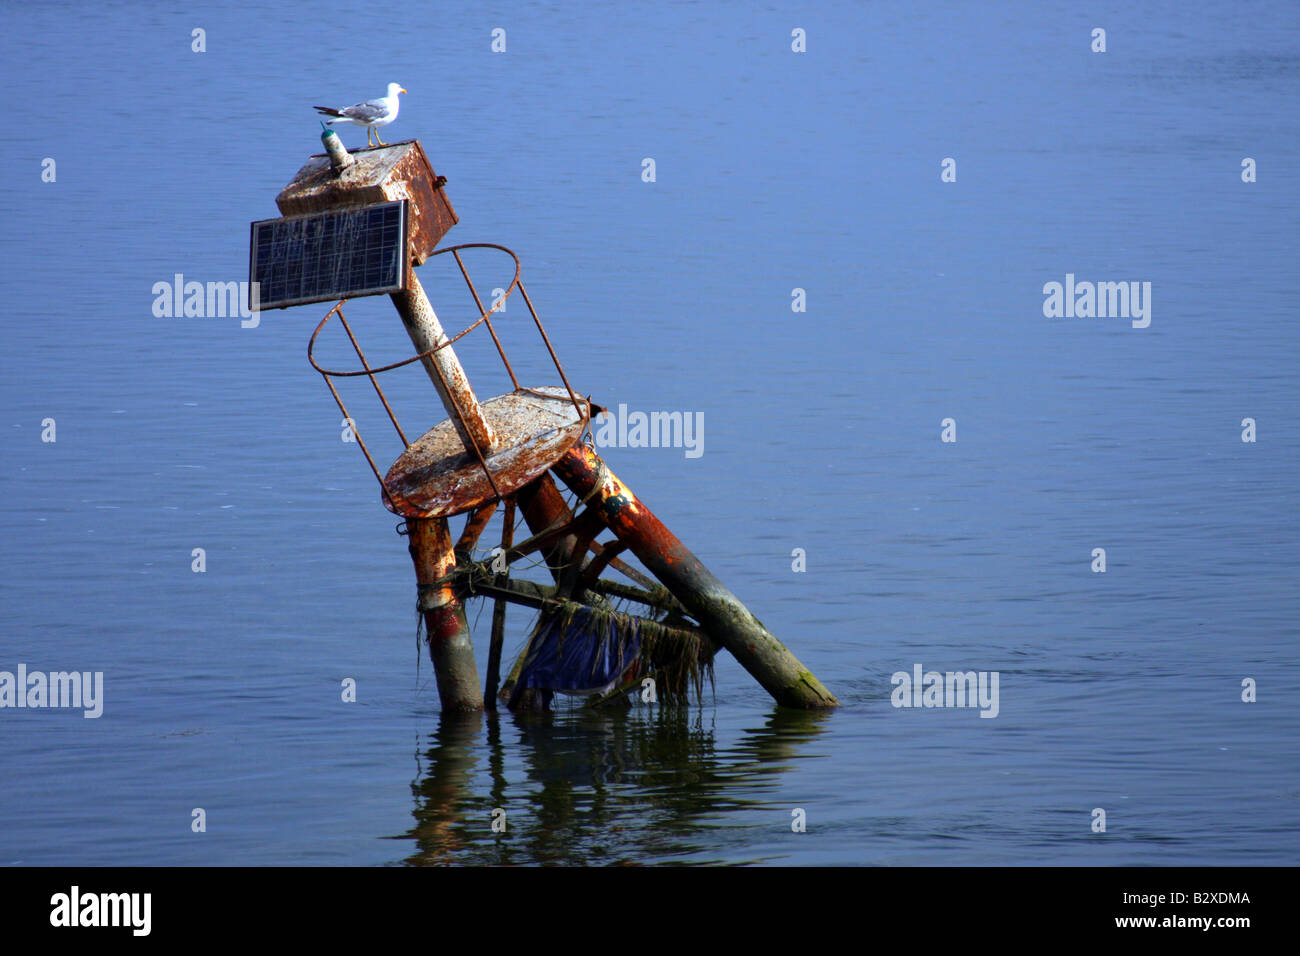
550,442,839,710
391,272,497,455
484,499,515,709
407,516,483,711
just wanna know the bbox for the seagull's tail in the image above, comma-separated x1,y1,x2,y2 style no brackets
314,106,343,118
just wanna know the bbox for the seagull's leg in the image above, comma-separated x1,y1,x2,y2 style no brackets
375,129,387,146
366,128,375,148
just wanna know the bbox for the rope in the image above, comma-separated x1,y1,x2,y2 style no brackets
416,582,455,611
578,454,611,507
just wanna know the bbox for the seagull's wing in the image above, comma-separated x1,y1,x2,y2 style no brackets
337,99,390,122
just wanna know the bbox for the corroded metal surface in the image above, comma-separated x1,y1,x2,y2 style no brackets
275,139,456,265
406,516,482,711
384,387,589,518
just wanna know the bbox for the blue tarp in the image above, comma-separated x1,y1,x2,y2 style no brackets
515,607,640,697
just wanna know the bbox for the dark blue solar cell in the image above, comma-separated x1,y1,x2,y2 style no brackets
249,201,407,309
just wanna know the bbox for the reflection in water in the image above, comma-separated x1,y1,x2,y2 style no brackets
398,705,832,865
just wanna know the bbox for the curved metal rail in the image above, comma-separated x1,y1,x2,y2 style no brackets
307,242,588,517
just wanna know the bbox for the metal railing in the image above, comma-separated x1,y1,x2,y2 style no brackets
306,242,586,516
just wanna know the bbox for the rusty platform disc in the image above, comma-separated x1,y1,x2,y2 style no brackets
383,386,589,518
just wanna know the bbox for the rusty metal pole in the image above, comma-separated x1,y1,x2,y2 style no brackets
391,271,497,712
514,473,583,583
407,516,484,711
497,473,586,705
390,272,496,456
551,442,839,710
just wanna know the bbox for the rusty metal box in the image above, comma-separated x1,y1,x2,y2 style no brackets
274,139,456,264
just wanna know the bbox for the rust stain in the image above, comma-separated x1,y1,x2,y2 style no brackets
276,140,457,264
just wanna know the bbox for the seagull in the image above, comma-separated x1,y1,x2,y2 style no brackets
314,83,406,147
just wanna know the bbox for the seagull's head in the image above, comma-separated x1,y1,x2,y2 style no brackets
388,83,407,99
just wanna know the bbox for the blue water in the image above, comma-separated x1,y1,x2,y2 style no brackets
2,1,1297,865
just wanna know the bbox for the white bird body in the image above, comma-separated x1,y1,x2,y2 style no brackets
314,83,406,146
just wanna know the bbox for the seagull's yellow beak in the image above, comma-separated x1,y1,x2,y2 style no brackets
400,88,407,94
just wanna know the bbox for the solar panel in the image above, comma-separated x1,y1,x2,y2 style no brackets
249,200,408,310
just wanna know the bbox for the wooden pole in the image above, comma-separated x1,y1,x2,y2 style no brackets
550,442,839,710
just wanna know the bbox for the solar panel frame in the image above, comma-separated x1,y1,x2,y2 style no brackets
249,200,409,310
